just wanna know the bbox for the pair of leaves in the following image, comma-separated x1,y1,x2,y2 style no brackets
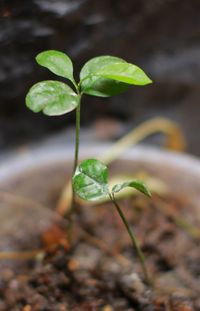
72,159,151,201
26,50,152,116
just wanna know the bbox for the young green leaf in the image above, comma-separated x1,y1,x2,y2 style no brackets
80,55,126,79
96,62,152,85
80,56,129,97
72,159,109,201
26,80,79,116
80,76,129,97
112,180,151,197
80,55,152,96
36,50,74,82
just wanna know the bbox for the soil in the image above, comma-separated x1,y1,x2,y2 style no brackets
0,193,200,311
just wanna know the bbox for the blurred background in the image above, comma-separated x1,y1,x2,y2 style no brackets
0,0,200,154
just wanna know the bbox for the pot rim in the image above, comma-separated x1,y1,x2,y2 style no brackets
0,143,200,181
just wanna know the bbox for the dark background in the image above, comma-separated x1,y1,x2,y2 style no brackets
1,0,200,154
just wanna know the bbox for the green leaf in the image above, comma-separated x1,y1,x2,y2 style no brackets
112,180,151,197
26,80,79,116
80,55,152,97
80,56,129,97
36,50,74,82
80,76,129,97
73,159,109,201
96,62,152,85
80,56,126,79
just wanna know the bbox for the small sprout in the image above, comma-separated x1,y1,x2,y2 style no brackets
26,50,152,215
26,51,153,285
73,158,151,285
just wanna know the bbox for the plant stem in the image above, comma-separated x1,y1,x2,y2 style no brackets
70,95,81,214
110,193,151,285
73,97,81,174
67,94,81,238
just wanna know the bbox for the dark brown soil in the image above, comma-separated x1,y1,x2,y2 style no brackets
0,194,200,311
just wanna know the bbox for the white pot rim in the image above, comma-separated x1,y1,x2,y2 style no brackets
0,143,200,181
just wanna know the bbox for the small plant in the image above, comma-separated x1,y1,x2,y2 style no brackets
25,51,152,283
72,158,151,284
25,50,152,212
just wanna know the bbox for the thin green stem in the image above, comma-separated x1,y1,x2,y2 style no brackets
110,193,151,286
67,92,81,237
72,78,79,93
70,94,81,215
73,98,81,173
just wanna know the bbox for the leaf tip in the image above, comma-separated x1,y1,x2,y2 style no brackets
35,50,48,65
146,78,153,85
145,188,152,198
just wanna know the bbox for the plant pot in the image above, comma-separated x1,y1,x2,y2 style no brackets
0,144,200,310
1,144,200,207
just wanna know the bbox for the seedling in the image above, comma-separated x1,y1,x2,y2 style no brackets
25,50,152,212
25,51,152,284
72,158,151,284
